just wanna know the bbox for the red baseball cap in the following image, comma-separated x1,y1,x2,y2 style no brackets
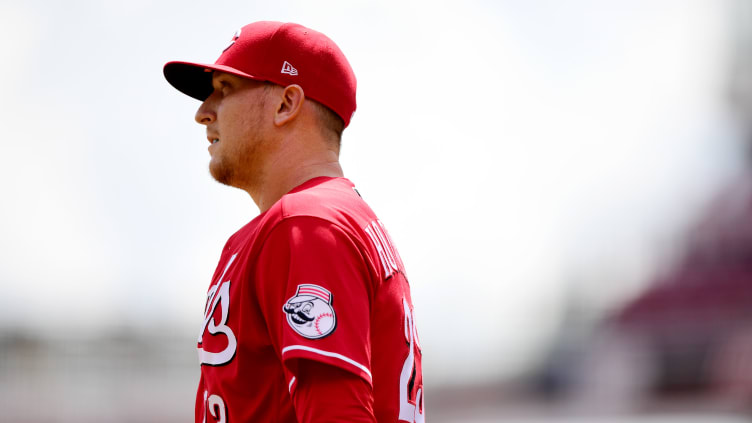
164,21,357,127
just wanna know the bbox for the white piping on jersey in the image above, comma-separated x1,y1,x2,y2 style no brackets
288,376,296,393
281,345,372,381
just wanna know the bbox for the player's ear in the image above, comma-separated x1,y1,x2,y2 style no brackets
273,84,305,127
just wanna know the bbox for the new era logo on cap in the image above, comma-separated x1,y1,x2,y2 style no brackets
281,61,298,76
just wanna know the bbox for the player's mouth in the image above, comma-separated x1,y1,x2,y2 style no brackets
207,136,220,152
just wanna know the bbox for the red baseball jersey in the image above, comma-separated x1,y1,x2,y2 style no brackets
195,177,425,422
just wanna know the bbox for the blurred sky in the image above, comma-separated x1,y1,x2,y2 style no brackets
0,0,746,385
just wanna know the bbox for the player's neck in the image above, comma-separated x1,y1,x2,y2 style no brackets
248,139,343,213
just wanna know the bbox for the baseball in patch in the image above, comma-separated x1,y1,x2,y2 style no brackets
283,284,337,339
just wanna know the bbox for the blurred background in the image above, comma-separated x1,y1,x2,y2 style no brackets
1,0,752,421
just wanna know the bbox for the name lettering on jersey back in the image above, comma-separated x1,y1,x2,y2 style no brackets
364,220,404,280
198,253,238,366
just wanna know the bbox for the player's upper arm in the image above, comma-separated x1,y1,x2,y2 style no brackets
254,216,374,385
291,359,376,423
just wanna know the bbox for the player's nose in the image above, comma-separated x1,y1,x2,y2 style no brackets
195,97,216,125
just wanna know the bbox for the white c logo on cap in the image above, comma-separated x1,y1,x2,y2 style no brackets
223,28,241,52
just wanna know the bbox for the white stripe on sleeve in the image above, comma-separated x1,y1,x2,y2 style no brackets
281,345,372,382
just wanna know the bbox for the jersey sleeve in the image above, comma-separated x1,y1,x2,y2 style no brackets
254,216,374,386
293,360,376,423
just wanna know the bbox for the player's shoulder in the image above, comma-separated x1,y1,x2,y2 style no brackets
222,178,372,257
276,176,373,223
247,176,378,251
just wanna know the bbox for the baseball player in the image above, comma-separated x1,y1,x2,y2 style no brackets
163,21,424,422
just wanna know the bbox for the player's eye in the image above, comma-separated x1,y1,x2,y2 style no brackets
212,79,231,95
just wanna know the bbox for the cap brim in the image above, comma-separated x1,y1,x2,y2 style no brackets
163,61,262,101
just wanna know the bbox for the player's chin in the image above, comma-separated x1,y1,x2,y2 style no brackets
209,160,234,186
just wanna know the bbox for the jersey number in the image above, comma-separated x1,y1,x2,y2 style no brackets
202,391,227,423
198,254,238,366
398,298,425,423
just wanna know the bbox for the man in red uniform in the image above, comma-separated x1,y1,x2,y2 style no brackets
163,21,425,422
